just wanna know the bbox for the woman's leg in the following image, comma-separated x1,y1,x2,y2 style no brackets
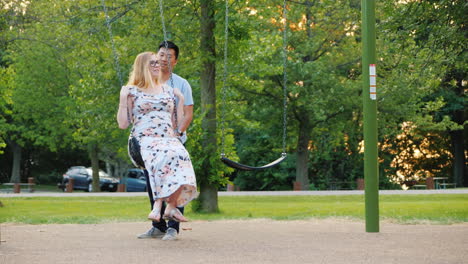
143,169,167,231
148,198,163,222
163,187,188,222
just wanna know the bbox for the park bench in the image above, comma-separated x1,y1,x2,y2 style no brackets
409,177,456,190
438,183,456,189
1,179,36,193
404,180,426,189
407,179,429,190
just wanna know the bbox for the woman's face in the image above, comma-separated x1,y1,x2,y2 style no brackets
148,54,160,79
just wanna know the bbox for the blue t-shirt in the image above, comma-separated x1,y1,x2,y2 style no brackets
165,73,193,106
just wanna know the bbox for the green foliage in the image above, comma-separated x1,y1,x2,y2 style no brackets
381,122,453,183
222,0,365,190
0,67,13,153
377,0,466,185
185,108,236,188
0,0,465,189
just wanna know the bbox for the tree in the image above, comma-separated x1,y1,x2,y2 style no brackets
198,0,219,212
378,0,466,186
1,0,131,186
1,1,79,183
409,0,467,187
228,1,361,189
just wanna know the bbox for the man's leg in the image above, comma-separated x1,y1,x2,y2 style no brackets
162,206,184,241
137,169,166,238
167,207,184,233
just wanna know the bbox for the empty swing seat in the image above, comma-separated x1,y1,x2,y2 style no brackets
220,154,287,171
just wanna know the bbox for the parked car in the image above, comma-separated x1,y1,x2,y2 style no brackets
58,166,119,192
124,168,147,192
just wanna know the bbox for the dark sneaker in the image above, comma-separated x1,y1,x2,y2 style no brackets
162,227,177,241
137,227,165,239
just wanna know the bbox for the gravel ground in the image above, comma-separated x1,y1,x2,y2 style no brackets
1,190,467,263
1,219,467,264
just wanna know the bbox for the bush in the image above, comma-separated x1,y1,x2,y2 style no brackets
34,170,63,185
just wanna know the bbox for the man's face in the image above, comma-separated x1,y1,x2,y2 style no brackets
157,48,177,72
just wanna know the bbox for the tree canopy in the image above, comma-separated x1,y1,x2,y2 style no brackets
0,1,466,202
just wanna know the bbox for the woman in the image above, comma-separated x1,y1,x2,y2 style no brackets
117,52,198,222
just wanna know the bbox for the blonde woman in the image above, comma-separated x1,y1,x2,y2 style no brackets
117,52,198,223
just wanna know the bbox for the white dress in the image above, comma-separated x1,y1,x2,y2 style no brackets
128,85,198,206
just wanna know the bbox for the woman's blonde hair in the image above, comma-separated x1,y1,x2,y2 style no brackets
127,51,158,89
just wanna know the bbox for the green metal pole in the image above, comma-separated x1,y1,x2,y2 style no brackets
361,0,379,232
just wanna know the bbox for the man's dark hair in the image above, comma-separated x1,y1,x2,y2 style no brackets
158,40,179,60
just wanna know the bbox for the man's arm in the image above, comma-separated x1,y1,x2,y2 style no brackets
177,78,194,133
177,105,193,133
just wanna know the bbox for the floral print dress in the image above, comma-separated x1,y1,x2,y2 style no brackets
128,85,198,207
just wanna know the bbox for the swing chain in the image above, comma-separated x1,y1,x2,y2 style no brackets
102,0,124,87
221,0,288,158
282,0,288,156
158,0,174,89
158,0,177,127
220,0,229,156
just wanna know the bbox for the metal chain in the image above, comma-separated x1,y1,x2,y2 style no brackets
158,0,174,89
220,0,229,156
221,1,288,157
158,0,177,125
102,0,124,87
281,0,288,156
102,0,130,123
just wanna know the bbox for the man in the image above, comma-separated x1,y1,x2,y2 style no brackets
137,41,194,241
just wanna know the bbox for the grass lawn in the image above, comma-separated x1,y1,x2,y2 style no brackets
1,194,467,225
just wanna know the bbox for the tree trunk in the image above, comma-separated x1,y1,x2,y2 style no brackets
198,181,218,212
198,0,218,212
296,118,311,190
88,142,101,192
293,2,315,190
450,75,466,187
450,130,465,187
9,141,21,183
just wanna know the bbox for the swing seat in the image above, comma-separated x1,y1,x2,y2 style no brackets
128,137,145,169
220,154,287,171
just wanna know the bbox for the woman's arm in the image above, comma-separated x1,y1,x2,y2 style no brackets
117,86,133,129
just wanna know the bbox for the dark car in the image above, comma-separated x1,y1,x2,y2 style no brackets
124,168,147,192
58,166,119,192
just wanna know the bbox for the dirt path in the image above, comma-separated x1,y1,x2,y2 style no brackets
1,219,467,264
